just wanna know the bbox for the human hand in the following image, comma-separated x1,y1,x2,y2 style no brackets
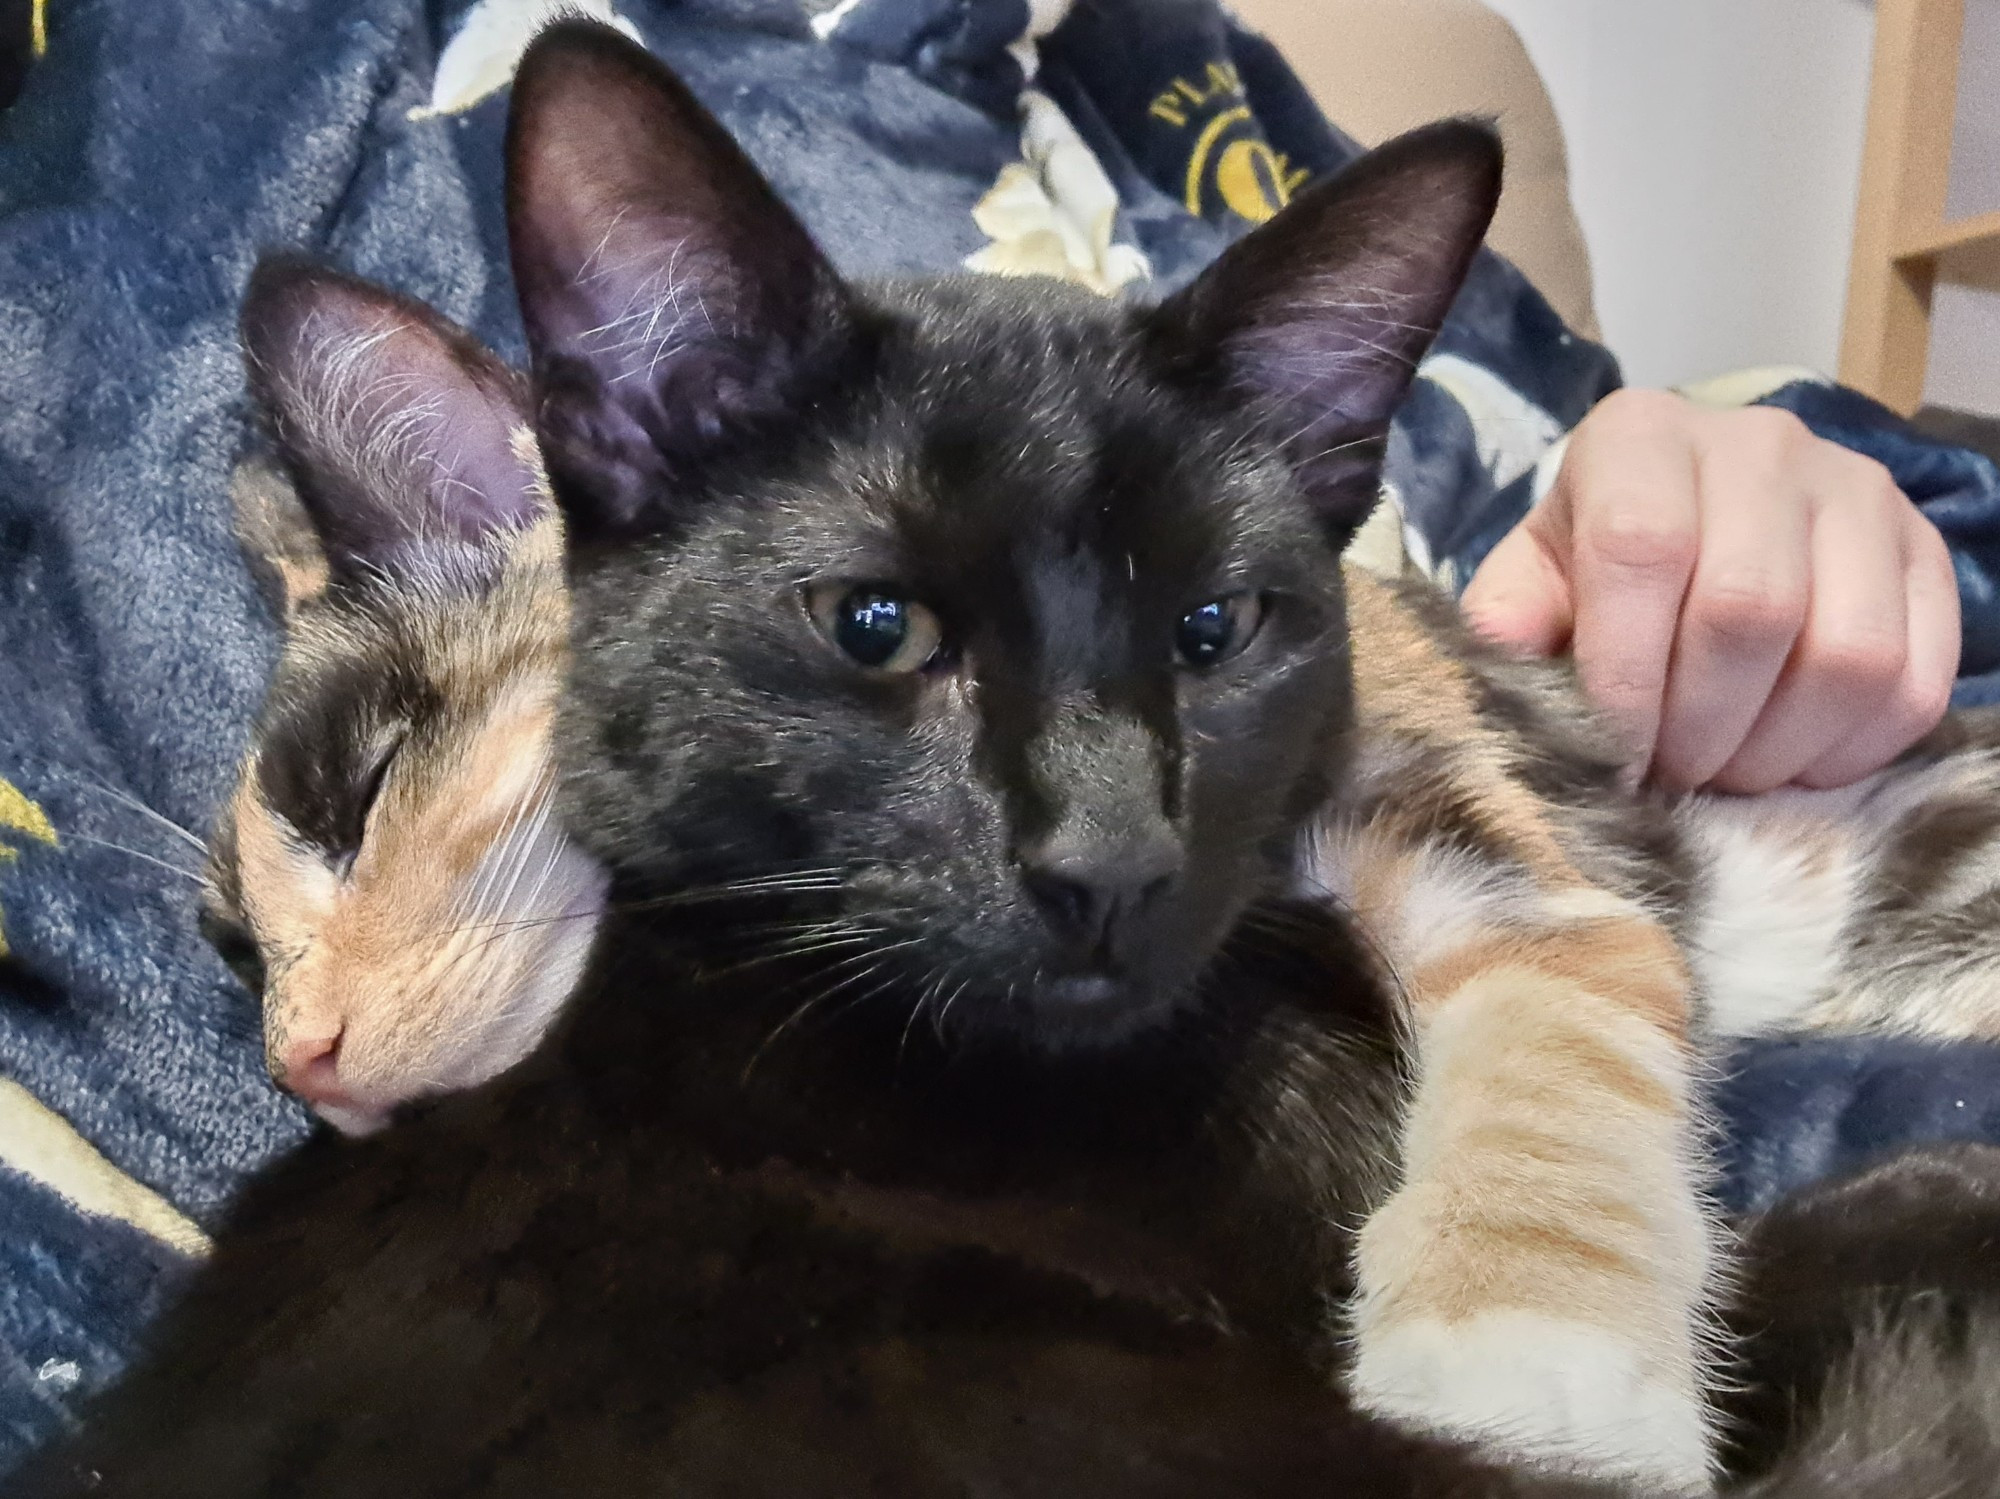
1459,389,1959,793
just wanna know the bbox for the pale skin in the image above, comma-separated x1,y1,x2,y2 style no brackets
1461,389,1961,793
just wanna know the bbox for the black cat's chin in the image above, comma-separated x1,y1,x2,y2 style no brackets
1039,973,1124,1008
891,911,1245,1054
1000,970,1199,1053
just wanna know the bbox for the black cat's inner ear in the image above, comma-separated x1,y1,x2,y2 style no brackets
240,257,545,590
1149,120,1503,544
506,19,859,540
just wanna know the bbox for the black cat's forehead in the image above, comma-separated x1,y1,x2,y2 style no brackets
777,278,1330,593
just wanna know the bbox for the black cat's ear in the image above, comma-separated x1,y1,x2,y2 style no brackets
240,258,545,589
1149,121,1502,543
506,20,859,539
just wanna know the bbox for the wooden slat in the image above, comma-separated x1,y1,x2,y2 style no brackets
1839,0,1964,413
1896,206,2000,261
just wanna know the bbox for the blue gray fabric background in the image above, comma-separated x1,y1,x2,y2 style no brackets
6,0,2000,1471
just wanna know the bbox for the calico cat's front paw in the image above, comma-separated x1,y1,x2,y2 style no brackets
1346,1179,1716,1492
1348,1309,1712,1492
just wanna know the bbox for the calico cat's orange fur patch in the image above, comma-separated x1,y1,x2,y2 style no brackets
211,474,606,1136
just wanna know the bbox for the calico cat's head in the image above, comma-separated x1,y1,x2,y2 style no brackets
204,263,608,1134
498,24,1501,1051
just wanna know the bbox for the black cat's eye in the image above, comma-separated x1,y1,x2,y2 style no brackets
806,585,947,675
1175,593,1265,668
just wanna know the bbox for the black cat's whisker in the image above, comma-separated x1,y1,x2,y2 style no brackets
744,936,881,972
710,867,849,891
728,917,874,942
739,937,925,1082
919,962,957,1046
897,961,952,1064
600,872,848,916
702,928,886,983
930,971,975,1043
691,866,850,894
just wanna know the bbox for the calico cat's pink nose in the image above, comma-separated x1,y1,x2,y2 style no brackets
278,1030,354,1111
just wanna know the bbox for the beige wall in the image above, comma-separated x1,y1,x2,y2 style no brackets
1927,0,2000,417
1228,0,1601,338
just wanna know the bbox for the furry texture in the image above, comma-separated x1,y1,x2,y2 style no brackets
14,0,2000,1480
53,23,2000,1498
1725,1142,2000,1498
204,265,607,1133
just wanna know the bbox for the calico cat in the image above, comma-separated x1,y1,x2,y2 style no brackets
31,19,2000,1497
205,423,606,1135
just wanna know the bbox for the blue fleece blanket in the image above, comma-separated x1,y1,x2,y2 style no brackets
6,0,2000,1472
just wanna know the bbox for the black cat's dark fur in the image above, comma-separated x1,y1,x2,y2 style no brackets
17,22,2000,1498
1722,1142,2000,1497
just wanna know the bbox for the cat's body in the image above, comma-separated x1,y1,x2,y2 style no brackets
30,869,2000,1498
22,911,1472,1496
34,20,2000,1496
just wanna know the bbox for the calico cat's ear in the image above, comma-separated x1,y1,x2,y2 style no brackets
228,454,330,618
240,258,545,588
1148,121,1502,543
505,20,860,539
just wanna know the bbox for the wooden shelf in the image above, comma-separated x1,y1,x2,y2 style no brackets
1895,207,2000,262
1839,0,1965,413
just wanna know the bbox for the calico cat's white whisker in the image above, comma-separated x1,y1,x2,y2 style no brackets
482,788,558,932
62,773,211,855
460,777,544,930
429,865,848,945
64,831,207,884
427,907,605,941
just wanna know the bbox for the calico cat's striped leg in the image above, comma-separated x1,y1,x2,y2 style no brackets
1321,834,1718,1489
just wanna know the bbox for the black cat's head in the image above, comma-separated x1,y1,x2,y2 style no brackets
506,22,1498,1049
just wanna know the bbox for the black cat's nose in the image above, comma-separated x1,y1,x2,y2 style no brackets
1021,836,1183,956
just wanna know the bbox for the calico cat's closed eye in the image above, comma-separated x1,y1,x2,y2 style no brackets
334,735,403,877
1176,593,1265,668
359,738,400,817
805,584,948,674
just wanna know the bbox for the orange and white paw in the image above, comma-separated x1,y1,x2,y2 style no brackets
1349,1311,1712,1492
